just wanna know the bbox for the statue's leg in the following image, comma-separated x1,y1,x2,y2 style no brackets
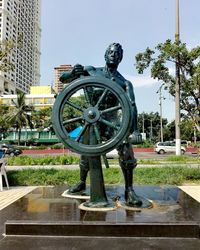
117,142,142,206
68,155,89,194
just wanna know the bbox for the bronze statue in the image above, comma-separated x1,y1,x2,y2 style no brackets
59,43,142,206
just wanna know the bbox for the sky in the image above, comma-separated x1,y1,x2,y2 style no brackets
40,0,200,123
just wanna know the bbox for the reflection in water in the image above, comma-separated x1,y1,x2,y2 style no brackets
0,185,199,226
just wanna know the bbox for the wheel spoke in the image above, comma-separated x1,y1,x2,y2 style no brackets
99,118,120,130
93,124,102,144
75,124,89,142
63,116,83,125
83,87,91,106
66,100,83,111
89,125,97,145
101,105,121,114
95,88,108,108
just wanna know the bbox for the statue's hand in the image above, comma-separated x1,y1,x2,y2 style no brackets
72,64,84,77
129,131,142,144
60,64,84,83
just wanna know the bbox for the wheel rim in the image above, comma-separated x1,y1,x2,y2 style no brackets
52,76,133,156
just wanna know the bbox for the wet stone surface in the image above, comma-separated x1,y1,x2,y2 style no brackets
0,185,200,238
0,185,200,249
0,185,199,226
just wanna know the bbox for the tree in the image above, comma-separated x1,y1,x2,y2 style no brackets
0,35,22,72
6,92,34,145
138,112,168,142
135,40,200,132
180,119,194,141
62,95,86,131
0,105,10,139
163,118,200,143
32,107,52,131
163,120,175,141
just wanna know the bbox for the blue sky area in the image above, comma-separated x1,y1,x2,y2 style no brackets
40,0,200,122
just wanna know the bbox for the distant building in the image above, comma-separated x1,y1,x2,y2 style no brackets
0,0,41,95
54,64,72,93
30,86,55,95
0,86,55,110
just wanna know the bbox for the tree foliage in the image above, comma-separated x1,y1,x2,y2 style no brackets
6,92,34,145
0,105,10,139
0,35,23,72
138,112,168,142
135,40,200,132
32,107,52,131
62,95,86,131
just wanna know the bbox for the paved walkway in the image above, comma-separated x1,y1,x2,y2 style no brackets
0,186,37,210
179,185,200,203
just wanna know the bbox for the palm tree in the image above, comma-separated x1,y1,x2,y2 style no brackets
32,107,52,131
7,91,34,145
0,105,10,140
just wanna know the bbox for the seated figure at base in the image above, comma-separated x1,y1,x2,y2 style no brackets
60,43,142,206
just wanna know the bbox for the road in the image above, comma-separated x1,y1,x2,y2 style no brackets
21,148,198,160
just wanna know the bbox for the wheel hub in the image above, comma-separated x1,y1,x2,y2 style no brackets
83,107,100,123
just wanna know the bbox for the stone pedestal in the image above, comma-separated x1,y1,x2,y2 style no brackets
0,185,200,249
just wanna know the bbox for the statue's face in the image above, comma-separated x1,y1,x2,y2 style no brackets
105,45,122,65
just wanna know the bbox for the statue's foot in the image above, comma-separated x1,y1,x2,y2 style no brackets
125,189,143,207
68,181,86,194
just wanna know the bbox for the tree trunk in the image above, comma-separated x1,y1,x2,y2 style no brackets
18,129,21,146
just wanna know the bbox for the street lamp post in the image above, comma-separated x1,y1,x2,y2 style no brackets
156,84,165,142
175,0,181,155
150,119,153,141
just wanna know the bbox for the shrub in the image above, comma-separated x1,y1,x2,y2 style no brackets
7,154,80,166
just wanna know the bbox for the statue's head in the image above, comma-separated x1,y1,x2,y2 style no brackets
104,43,123,66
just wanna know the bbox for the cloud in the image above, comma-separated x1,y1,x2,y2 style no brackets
124,74,158,88
186,41,200,50
125,65,175,88
168,67,175,75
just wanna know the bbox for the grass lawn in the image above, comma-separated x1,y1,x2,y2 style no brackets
7,166,200,187
5,154,200,186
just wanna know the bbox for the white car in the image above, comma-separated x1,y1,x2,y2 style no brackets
154,141,186,154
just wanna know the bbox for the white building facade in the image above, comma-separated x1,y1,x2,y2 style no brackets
0,0,41,95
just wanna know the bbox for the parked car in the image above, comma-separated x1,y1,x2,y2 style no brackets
0,144,22,156
154,141,186,154
180,140,188,146
172,140,188,147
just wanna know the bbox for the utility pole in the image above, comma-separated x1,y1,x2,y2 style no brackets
175,0,181,155
193,126,197,145
150,119,153,141
156,84,165,142
142,113,145,134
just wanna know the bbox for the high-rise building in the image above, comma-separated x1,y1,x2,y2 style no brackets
0,0,41,95
54,64,73,93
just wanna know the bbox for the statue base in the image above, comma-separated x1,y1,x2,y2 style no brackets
61,186,153,211
1,185,200,249
120,196,153,211
62,189,90,200
79,200,116,211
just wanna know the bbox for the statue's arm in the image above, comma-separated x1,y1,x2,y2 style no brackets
59,71,73,83
126,81,142,144
125,80,142,143
60,64,90,83
125,81,138,131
